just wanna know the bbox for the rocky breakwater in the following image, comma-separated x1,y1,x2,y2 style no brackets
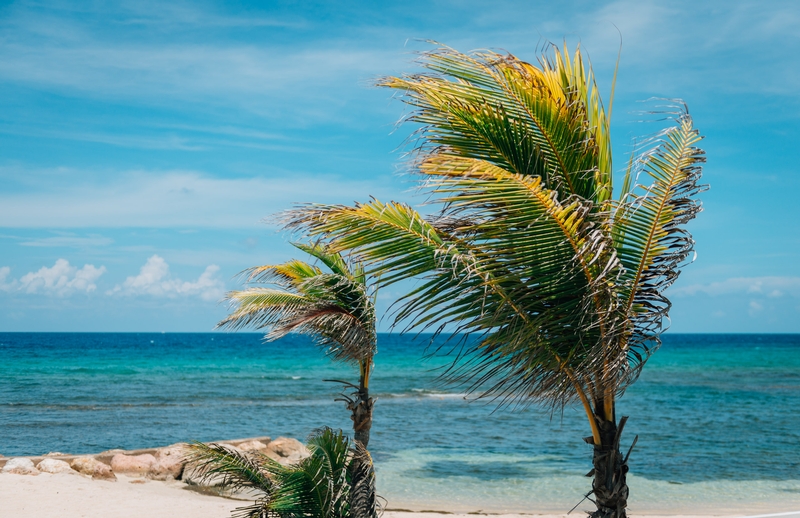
0,435,311,487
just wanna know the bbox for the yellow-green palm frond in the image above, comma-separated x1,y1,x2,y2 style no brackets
244,259,322,286
292,241,359,282
379,43,612,203
285,201,446,286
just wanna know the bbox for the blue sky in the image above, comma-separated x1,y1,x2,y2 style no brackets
1,0,798,333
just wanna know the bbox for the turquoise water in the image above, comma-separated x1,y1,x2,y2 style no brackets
1,333,799,513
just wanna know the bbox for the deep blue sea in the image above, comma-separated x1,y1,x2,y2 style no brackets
1,332,799,513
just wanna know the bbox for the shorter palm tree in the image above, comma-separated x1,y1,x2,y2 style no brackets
217,242,378,518
185,428,375,518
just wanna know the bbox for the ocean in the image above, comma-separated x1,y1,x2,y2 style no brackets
1,332,799,514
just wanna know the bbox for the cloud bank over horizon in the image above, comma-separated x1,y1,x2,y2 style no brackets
107,255,224,302
1,256,225,303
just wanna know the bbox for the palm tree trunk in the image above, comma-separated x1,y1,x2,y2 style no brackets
350,386,374,447
588,416,631,518
348,440,378,518
348,362,377,518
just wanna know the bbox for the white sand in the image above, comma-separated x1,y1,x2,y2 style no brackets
1,471,795,518
1,472,239,518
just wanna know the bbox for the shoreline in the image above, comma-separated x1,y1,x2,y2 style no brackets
3,438,800,517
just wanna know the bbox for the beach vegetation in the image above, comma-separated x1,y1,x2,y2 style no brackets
284,43,706,518
185,427,374,518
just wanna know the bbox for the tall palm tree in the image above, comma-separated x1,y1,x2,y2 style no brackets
284,44,706,518
185,427,373,518
217,242,378,518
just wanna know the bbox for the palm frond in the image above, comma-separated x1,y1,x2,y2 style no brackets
612,109,706,384
292,242,355,281
184,441,276,494
185,429,363,518
284,201,445,286
379,44,611,202
245,259,323,286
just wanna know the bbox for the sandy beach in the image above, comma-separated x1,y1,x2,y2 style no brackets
0,471,732,518
2,469,798,518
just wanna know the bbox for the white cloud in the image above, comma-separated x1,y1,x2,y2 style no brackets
0,169,401,228
672,276,800,298
108,255,224,301
0,266,15,292
14,259,106,296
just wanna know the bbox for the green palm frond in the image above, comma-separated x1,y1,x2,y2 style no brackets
184,441,276,494
184,428,369,518
612,110,706,381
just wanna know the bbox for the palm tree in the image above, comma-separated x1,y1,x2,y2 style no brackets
185,427,374,518
217,242,378,518
284,43,706,518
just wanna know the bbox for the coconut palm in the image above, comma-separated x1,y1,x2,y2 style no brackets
284,43,706,518
217,242,378,518
185,427,374,518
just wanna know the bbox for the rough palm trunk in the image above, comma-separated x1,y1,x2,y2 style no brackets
588,417,631,518
348,443,378,518
348,386,377,518
349,386,374,448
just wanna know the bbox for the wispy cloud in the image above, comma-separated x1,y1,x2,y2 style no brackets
672,276,800,297
20,235,114,247
0,19,396,116
0,168,401,228
1,259,107,296
107,254,223,301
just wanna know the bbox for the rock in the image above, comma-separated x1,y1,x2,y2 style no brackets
99,449,126,456
110,453,155,475
2,458,39,475
45,452,68,457
265,437,311,466
148,443,186,481
71,456,117,481
71,456,100,475
36,458,76,474
92,463,117,481
237,440,268,452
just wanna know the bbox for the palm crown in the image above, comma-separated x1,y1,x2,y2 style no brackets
218,242,376,366
284,44,705,517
